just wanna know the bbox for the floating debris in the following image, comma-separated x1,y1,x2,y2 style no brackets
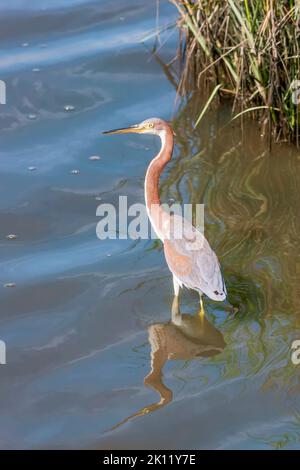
28,114,37,120
32,68,40,73
64,105,75,112
6,234,17,240
70,169,80,175
89,155,101,161
4,283,16,288
27,166,37,171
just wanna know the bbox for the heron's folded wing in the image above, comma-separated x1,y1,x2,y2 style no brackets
165,216,225,297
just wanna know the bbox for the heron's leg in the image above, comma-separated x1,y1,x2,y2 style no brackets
173,276,180,297
172,276,181,323
198,293,205,320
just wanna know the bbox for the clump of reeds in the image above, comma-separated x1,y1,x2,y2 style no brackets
170,0,300,145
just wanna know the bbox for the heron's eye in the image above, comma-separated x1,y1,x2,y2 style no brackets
147,122,154,128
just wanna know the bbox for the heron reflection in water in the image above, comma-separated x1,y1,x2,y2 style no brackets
110,299,225,430
104,118,227,318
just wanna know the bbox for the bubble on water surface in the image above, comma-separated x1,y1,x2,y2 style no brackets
64,105,75,112
6,234,17,240
89,155,101,161
27,166,37,171
71,169,80,175
28,114,37,120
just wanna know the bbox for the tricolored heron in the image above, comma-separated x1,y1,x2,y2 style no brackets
103,118,227,317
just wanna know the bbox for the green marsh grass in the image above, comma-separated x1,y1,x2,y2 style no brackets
169,0,300,145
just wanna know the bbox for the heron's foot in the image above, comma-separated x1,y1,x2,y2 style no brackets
198,305,205,320
198,296,205,320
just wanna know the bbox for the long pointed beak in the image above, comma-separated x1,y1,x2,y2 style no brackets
102,125,142,135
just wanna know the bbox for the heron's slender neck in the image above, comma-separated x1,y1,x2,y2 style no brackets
144,126,174,240
145,127,174,209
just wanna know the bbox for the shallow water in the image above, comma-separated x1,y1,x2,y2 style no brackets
0,0,300,450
